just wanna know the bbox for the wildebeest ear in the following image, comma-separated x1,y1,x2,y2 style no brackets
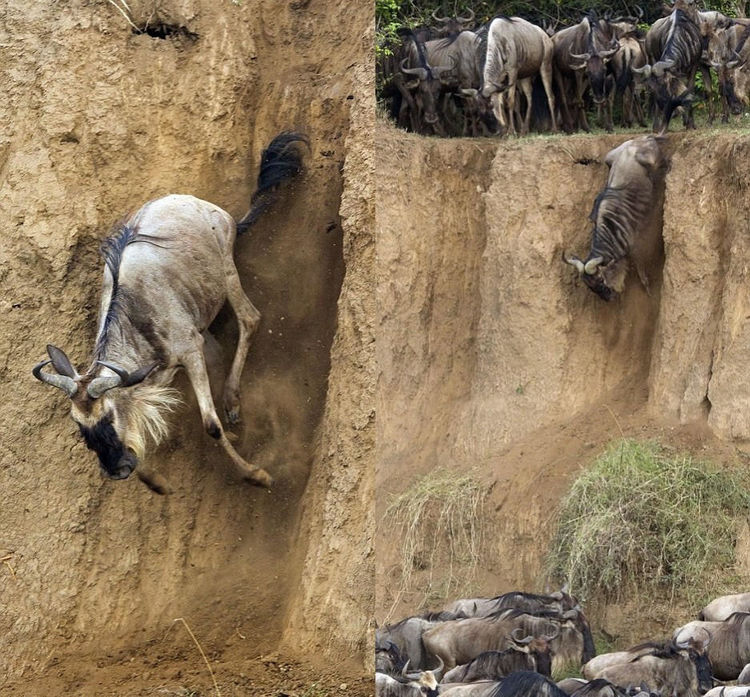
47,344,78,378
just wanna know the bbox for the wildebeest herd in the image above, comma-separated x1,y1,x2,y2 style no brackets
375,589,750,696
379,0,750,137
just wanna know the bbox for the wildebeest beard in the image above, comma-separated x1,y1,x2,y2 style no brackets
78,415,137,479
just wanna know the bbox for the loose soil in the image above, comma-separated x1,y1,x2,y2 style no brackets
0,0,373,693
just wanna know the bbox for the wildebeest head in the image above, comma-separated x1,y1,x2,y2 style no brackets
674,629,713,695
401,57,455,126
570,45,620,105
33,344,157,480
431,7,475,37
564,255,624,301
511,626,557,676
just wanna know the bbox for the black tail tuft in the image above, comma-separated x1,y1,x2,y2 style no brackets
237,131,309,234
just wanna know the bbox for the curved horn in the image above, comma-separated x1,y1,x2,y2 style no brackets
400,58,428,79
632,64,652,77
432,8,450,23
458,87,479,97
32,359,78,398
565,255,586,274
570,52,592,61
47,344,79,379
698,626,712,649
87,360,158,399
512,627,534,644
544,624,561,642
456,7,474,23
97,360,158,387
635,5,644,18
600,47,620,59
431,655,445,682
584,256,604,274
401,659,411,677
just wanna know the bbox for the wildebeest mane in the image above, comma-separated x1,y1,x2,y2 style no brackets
419,610,466,621
626,639,676,661
726,611,750,624
95,224,171,362
735,24,750,55
573,678,622,696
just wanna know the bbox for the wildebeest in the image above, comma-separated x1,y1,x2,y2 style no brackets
708,24,750,121
700,593,750,622
564,135,666,301
431,7,475,38
441,629,555,683
377,614,460,670
552,12,619,132
674,612,750,680
740,662,750,684
446,590,579,618
636,0,703,132
423,608,588,672
569,679,632,697
480,16,558,135
377,638,409,676
33,132,308,493
585,639,713,697
703,689,750,697
400,31,457,131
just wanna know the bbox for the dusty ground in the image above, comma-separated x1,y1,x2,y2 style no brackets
0,0,372,692
375,123,750,645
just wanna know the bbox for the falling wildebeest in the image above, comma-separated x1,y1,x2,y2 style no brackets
564,135,667,301
32,131,308,494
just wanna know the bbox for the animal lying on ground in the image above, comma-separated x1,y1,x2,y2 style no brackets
564,135,666,301
33,131,308,494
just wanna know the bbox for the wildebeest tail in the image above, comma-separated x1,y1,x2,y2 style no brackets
236,131,309,234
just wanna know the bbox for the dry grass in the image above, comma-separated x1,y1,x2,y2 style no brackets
546,439,750,607
383,467,487,619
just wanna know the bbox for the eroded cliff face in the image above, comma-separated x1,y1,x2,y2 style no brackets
0,0,372,684
376,125,750,621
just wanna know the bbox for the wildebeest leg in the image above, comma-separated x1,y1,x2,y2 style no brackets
182,340,273,488
222,268,261,425
507,84,518,136
519,79,533,135
702,65,715,125
540,61,558,131
575,73,590,131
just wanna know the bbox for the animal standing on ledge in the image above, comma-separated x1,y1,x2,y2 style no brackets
33,131,308,494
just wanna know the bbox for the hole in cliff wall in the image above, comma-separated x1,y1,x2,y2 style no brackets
135,23,198,41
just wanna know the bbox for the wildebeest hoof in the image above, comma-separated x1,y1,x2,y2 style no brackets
137,469,173,495
225,406,241,425
245,467,273,489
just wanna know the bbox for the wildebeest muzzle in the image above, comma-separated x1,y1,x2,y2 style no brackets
79,418,138,480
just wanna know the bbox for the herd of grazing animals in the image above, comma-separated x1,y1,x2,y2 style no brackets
381,0,750,137
375,590,750,696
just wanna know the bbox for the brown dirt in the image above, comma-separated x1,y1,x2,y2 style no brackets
375,123,750,646
0,0,372,693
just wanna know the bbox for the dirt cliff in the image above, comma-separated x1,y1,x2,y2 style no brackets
0,0,372,692
375,124,750,634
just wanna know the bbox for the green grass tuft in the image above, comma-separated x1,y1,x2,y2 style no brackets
546,439,750,605
383,467,487,617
